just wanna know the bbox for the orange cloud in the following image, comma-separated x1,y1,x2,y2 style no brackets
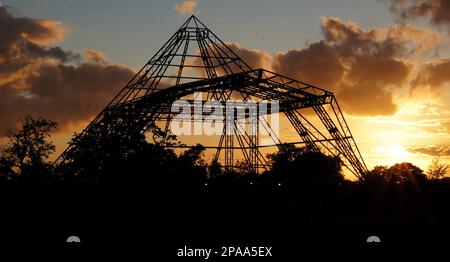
412,59,450,94
84,48,108,65
174,0,198,16
0,6,135,135
407,145,450,156
273,17,428,116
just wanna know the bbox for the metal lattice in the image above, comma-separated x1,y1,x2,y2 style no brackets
55,16,368,179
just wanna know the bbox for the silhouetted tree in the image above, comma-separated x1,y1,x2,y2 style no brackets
235,159,258,177
267,144,304,175
175,144,207,186
0,116,56,178
59,123,181,178
427,157,449,180
207,160,223,179
266,144,344,183
361,165,389,189
364,163,427,190
360,162,429,209
386,162,427,185
0,145,15,181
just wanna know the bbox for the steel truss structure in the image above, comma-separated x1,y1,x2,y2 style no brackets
55,16,368,179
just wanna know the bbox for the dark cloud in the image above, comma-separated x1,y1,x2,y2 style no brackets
272,41,344,90
0,6,78,78
338,83,399,115
412,59,450,93
407,145,450,156
0,5,80,89
0,56,134,134
340,55,410,115
390,0,450,32
25,42,80,62
225,42,272,71
0,6,135,134
0,6,66,48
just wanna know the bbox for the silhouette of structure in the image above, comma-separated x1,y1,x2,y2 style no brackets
55,16,367,178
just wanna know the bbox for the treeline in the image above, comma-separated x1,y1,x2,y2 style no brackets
1,116,448,187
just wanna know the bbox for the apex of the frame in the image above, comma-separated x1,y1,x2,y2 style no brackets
186,14,198,23
187,15,204,24
181,15,208,30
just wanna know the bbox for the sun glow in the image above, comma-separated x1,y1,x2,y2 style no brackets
373,144,413,165
388,144,412,159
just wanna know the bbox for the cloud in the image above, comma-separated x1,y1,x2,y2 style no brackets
411,59,450,93
190,41,271,77
0,6,68,55
0,6,135,135
273,41,344,90
0,6,66,46
272,17,439,116
407,145,450,156
340,55,411,115
390,0,450,32
0,6,79,86
0,60,134,135
1,4,446,136
420,119,450,133
84,48,108,65
185,16,439,116
174,0,198,16
223,42,272,71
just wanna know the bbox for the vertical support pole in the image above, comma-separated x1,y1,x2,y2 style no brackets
225,104,234,173
249,104,258,173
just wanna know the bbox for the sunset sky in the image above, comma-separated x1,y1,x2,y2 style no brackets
1,0,450,173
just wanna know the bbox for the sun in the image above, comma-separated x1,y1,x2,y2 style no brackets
388,144,411,159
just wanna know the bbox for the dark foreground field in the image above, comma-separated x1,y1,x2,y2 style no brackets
2,171,450,254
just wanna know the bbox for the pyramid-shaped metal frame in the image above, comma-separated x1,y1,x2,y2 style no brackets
55,16,368,179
